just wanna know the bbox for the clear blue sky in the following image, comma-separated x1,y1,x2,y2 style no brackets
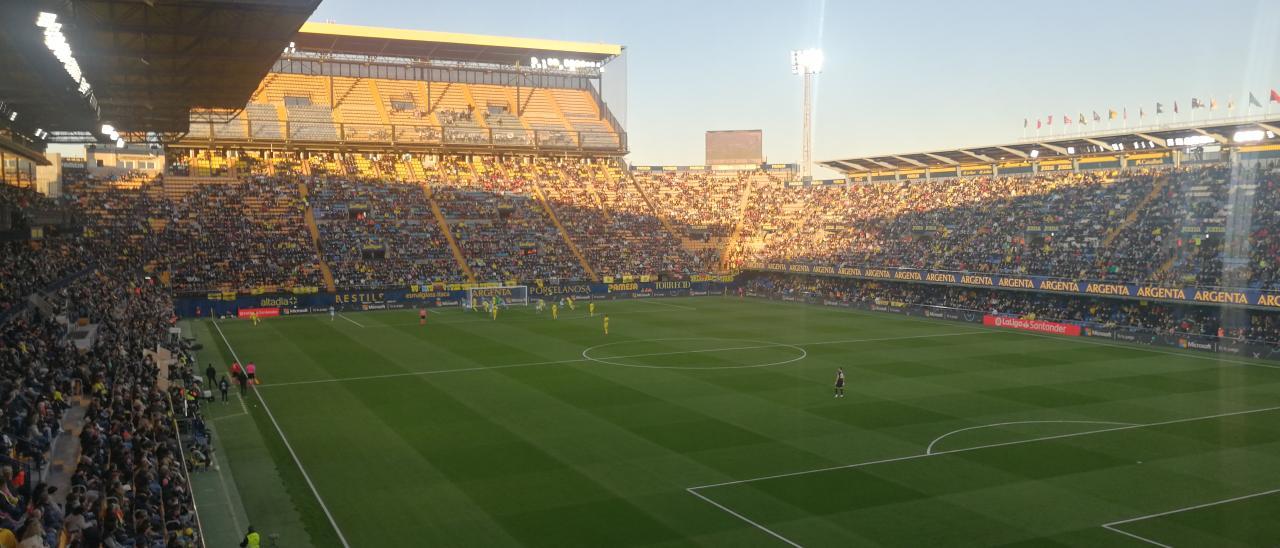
314,0,1279,174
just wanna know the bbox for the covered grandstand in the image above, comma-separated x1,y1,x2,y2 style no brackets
820,116,1280,183
178,22,628,155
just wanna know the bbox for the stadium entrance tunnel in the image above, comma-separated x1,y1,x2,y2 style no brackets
581,337,806,369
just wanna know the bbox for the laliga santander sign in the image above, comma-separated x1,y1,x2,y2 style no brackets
983,315,1081,336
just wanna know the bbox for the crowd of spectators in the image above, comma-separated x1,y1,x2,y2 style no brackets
67,175,323,293
0,198,204,547
64,272,201,548
309,177,466,288
539,160,697,278
732,163,1280,289
632,171,752,240
428,157,586,283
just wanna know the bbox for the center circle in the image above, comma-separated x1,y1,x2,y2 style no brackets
581,337,807,370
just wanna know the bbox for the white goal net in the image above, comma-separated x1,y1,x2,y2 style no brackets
464,285,529,309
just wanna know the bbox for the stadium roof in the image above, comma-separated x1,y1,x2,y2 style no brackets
0,0,321,137
294,22,622,65
821,116,1280,174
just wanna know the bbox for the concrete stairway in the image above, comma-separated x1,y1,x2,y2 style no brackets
298,182,336,292
532,181,598,282
424,185,477,283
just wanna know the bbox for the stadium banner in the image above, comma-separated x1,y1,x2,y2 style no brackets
741,261,1280,310
747,292,1280,362
236,307,280,319
630,163,796,173
983,315,1081,336
175,281,730,317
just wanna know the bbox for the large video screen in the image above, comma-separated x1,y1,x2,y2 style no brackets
705,130,763,165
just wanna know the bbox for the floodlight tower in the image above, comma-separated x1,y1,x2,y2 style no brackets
791,48,823,179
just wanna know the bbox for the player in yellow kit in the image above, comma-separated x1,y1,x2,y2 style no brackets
588,302,595,317
250,311,260,326
491,298,499,320
551,303,558,320
602,314,609,335
566,296,575,311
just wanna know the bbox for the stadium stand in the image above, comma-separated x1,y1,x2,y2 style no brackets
733,163,1280,288
308,177,467,288
428,156,588,283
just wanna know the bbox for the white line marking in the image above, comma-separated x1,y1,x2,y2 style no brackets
262,357,590,388
686,488,803,548
360,307,684,327
925,420,1138,455
337,313,365,328
1100,524,1172,548
582,337,808,370
1095,489,1280,548
212,320,353,548
1103,487,1280,529
687,404,1280,491
210,411,248,421
260,330,993,387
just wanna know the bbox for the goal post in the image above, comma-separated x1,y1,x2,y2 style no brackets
464,285,529,309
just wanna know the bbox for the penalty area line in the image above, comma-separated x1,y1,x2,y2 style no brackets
1101,487,1280,547
688,405,1280,547
686,488,802,548
688,404,1280,490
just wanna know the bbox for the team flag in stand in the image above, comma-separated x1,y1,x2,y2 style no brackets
1078,113,1087,125
1036,119,1042,129
1249,92,1263,107
1064,114,1071,125
1227,98,1235,110
1209,98,1219,110
1092,111,1102,122
1270,89,1280,103
1140,107,1146,118
1156,103,1165,114
1108,109,1118,120
1123,107,1128,120
1191,98,1204,109
1024,118,1029,128
1174,101,1180,113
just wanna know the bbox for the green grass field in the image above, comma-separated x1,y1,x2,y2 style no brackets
187,296,1280,547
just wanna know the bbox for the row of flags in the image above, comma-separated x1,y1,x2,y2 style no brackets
1024,89,1280,130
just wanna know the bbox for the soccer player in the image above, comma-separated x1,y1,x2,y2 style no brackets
419,307,427,326
491,300,499,320
535,299,545,314
602,314,609,336
589,302,595,317
551,303,558,320
250,311,259,326
567,296,576,311
329,306,335,321
834,368,846,398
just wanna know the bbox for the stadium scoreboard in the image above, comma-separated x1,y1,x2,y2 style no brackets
706,130,763,165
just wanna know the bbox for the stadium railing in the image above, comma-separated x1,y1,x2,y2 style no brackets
184,120,626,152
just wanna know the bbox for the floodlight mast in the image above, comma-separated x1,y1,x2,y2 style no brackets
791,49,823,179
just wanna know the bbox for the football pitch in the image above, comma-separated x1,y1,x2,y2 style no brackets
187,296,1280,547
